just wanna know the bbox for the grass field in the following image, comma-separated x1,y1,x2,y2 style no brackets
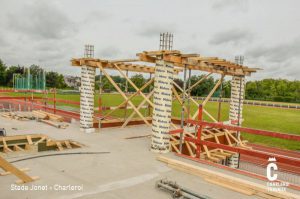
4,92,300,150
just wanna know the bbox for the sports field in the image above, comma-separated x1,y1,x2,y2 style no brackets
6,92,300,150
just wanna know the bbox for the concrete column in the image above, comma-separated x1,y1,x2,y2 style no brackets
80,66,96,133
228,76,245,168
151,60,174,153
229,76,245,125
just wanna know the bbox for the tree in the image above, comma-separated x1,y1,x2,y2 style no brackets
29,64,43,76
0,59,7,86
46,71,67,89
5,65,24,87
129,74,145,92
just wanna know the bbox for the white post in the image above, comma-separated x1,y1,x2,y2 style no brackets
151,60,174,153
228,75,245,168
80,45,96,133
229,76,245,125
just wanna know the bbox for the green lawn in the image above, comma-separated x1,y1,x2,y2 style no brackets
5,92,300,150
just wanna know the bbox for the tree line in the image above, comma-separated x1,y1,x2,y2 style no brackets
0,59,67,88
96,74,300,103
1,59,299,103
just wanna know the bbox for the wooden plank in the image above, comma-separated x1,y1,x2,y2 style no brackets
0,168,29,176
122,90,154,127
0,156,36,183
97,63,150,126
157,156,298,199
204,177,255,196
26,135,33,145
56,142,64,151
34,136,47,146
102,78,154,119
13,145,24,151
64,141,72,149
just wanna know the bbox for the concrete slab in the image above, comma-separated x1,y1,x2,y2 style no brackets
0,117,298,199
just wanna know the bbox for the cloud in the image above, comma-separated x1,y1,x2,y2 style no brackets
138,22,177,38
81,10,111,25
97,46,122,58
212,0,249,12
246,38,300,63
0,33,7,46
210,29,254,46
6,1,77,40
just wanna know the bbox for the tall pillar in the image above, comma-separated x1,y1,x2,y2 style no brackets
80,45,95,133
229,76,245,125
151,60,174,153
228,75,245,168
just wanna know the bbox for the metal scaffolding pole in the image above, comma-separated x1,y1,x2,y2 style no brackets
179,65,188,153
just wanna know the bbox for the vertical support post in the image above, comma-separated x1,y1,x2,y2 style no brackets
124,70,129,121
179,65,187,153
54,88,56,114
187,69,192,118
80,45,96,133
99,70,103,115
151,59,174,153
43,69,46,91
217,80,223,122
196,105,203,158
147,73,153,116
27,67,30,90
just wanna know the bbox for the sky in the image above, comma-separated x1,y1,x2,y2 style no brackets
0,0,300,80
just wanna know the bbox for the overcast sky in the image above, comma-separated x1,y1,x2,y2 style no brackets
0,0,299,80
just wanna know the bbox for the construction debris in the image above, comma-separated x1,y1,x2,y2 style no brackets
1,111,35,121
156,179,211,199
1,110,68,129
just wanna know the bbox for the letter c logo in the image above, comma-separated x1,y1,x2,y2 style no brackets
267,162,278,181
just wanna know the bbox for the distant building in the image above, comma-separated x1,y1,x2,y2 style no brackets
64,76,81,89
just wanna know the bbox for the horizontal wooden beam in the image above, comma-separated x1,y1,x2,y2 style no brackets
71,58,182,74
137,51,259,76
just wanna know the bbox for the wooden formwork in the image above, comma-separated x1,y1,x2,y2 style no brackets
72,50,258,130
0,134,83,154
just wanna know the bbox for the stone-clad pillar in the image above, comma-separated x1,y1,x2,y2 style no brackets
151,60,174,153
229,76,245,125
80,66,96,133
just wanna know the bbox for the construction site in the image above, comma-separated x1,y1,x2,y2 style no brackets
0,32,299,199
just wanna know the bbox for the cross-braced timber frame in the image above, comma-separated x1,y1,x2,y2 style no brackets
71,50,258,129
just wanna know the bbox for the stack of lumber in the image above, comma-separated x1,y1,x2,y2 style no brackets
1,112,34,121
1,110,68,129
40,119,69,129
157,156,299,199
32,110,64,122
33,110,67,129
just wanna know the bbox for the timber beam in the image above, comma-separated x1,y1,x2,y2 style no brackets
71,58,182,74
137,50,259,76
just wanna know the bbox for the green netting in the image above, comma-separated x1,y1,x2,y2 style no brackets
13,70,46,90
